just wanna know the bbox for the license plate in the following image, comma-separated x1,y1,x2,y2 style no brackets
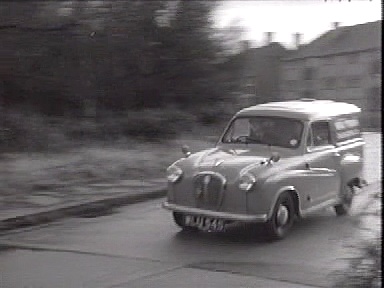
185,215,225,232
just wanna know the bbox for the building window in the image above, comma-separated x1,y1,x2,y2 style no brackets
367,86,381,111
243,77,256,95
370,61,381,75
283,80,297,92
347,54,359,64
338,76,347,89
351,76,360,88
281,78,288,90
245,83,256,95
348,76,360,88
302,90,313,98
303,67,315,80
323,57,334,66
324,77,336,89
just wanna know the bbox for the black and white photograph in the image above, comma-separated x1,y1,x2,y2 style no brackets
0,1,381,287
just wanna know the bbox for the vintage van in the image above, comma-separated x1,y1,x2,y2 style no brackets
162,99,366,239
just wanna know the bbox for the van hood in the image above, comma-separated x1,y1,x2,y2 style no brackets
182,146,283,180
196,147,267,167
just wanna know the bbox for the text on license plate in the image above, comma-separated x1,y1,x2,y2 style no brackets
185,215,225,231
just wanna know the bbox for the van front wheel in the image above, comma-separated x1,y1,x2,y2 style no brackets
265,192,295,240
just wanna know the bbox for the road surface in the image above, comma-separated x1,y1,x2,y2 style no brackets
0,191,375,288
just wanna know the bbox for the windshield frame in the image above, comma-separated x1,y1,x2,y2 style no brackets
219,115,305,149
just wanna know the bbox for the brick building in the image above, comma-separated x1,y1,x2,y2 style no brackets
280,21,381,128
219,37,289,108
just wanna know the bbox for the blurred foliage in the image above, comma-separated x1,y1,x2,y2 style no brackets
214,17,248,56
0,1,246,150
0,107,203,151
0,109,69,152
0,1,231,115
64,108,198,142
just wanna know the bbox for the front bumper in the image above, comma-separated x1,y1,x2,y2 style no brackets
162,201,268,223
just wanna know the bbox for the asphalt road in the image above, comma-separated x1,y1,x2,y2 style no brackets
0,133,380,288
0,189,377,288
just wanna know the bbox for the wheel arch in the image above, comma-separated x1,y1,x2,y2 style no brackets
267,186,302,219
346,177,367,188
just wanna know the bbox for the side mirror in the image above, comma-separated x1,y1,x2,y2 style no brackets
181,145,191,158
269,152,280,164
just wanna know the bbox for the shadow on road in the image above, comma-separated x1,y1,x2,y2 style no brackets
172,211,358,246
173,223,291,245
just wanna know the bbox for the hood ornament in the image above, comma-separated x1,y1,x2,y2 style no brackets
181,145,191,158
214,159,224,167
264,144,280,165
267,152,281,165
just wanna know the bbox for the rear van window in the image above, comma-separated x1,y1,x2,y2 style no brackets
334,116,361,142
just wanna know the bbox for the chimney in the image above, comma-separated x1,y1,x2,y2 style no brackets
264,32,274,45
241,40,250,52
332,22,340,29
293,32,302,48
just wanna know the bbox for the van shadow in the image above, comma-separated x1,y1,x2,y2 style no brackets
173,223,274,245
172,212,352,246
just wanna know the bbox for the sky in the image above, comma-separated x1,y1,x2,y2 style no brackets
214,0,382,48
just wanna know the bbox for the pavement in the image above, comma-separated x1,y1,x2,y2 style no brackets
0,180,380,288
0,179,168,232
0,177,381,233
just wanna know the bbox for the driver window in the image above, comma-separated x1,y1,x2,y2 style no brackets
224,118,249,141
307,121,331,147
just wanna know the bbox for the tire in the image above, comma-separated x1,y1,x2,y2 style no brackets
265,192,295,240
172,212,198,232
334,185,354,216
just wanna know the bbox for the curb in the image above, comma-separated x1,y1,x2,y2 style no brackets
0,181,380,233
0,188,167,233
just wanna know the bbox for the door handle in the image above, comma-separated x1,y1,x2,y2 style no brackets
305,163,310,169
333,152,341,157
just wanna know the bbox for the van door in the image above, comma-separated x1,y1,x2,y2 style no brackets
305,121,341,206
333,116,364,187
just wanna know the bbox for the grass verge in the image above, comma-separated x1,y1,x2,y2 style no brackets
332,234,382,288
0,122,219,198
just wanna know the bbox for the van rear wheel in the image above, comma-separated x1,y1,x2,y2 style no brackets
334,185,354,216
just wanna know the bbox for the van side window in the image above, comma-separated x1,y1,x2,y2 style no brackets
307,122,331,147
334,117,361,142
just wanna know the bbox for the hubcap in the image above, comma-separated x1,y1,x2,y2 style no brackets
276,204,289,227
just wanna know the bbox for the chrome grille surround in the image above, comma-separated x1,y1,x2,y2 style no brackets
193,171,226,210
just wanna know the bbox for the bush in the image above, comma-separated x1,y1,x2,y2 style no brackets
123,108,196,141
193,100,236,126
62,107,197,142
0,107,204,152
0,110,68,152
63,120,100,141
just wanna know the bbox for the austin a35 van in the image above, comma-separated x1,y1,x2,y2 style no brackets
162,99,366,239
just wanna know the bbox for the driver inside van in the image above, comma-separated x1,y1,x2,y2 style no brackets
249,119,267,141
249,118,298,147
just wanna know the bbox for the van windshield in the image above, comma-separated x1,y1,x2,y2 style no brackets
222,116,304,149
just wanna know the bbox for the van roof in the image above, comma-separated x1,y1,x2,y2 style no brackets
236,99,361,120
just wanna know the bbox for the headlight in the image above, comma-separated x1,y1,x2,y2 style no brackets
167,165,183,183
239,173,256,191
